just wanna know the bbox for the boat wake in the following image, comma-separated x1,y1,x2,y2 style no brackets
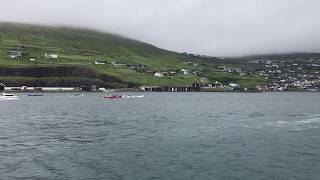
0,93,20,101
297,114,320,124
0,96,20,101
262,114,320,131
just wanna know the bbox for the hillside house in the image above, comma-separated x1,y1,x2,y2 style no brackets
112,62,127,66
45,53,58,59
229,83,239,89
95,60,107,65
29,59,36,63
154,72,165,77
206,81,224,88
144,69,155,76
213,81,224,88
266,60,272,65
181,69,190,75
136,68,155,75
128,64,137,69
169,71,177,76
128,64,148,69
224,67,242,73
7,51,24,59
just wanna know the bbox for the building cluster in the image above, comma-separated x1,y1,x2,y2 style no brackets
6,49,202,79
139,81,240,92
257,58,320,90
192,81,241,90
218,66,251,76
7,50,58,61
94,60,202,78
222,57,320,91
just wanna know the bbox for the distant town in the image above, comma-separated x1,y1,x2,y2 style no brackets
218,56,320,91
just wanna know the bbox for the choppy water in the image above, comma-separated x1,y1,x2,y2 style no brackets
1,92,320,180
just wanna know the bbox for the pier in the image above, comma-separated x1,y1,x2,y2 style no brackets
140,86,193,92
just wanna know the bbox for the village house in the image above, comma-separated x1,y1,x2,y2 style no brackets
45,53,58,59
192,71,201,75
266,60,272,65
166,69,178,76
94,60,107,65
272,64,279,68
128,64,148,69
181,69,189,75
208,81,224,88
7,50,24,59
128,64,137,69
112,61,127,66
229,83,239,90
154,72,165,77
136,68,155,75
224,67,242,73
144,70,156,76
29,59,36,64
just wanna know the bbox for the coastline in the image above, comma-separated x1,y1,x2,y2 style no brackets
3,87,319,93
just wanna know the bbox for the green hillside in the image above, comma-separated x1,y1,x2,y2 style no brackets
0,22,265,89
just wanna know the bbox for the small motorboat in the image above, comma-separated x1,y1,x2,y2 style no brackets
28,93,44,97
104,95,124,99
0,92,19,100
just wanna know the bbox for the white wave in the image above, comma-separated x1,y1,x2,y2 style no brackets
297,116,320,124
264,120,290,128
0,98,20,101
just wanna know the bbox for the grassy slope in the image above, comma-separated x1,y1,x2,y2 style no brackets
0,22,265,88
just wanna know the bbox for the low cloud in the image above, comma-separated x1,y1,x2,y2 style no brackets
0,0,320,57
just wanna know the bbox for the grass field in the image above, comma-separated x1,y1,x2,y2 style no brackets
0,22,266,88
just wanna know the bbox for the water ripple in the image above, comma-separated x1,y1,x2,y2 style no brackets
0,93,320,180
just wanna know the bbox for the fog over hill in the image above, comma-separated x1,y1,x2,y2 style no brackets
0,0,320,57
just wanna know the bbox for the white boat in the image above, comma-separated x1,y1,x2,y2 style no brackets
68,94,84,97
124,94,144,98
0,92,19,100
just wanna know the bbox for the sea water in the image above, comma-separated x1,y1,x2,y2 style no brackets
0,92,319,180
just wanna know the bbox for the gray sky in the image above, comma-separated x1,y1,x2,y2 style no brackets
0,0,319,57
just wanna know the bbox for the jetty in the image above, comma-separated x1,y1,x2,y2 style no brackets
140,86,193,92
